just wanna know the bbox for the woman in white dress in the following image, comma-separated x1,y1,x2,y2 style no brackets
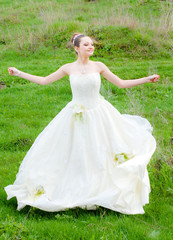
5,33,160,214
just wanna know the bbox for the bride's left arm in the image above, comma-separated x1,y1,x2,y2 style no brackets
97,62,160,88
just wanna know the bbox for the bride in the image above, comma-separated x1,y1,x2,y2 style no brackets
6,33,160,215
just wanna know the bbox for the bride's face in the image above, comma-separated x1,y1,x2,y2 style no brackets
75,37,94,57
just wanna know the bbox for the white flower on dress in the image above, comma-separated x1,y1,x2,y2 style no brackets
114,152,134,166
72,104,86,121
33,185,45,200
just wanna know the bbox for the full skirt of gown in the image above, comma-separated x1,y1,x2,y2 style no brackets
4,72,156,214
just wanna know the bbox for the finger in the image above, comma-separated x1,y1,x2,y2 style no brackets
152,78,158,82
152,77,157,82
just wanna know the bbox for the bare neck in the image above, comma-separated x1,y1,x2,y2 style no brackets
76,56,90,65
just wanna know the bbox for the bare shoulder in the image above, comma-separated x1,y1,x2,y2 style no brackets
61,63,75,75
94,61,108,74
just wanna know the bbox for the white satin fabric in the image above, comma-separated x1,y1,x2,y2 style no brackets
4,72,156,214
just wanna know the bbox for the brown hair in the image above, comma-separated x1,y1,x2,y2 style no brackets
71,33,86,55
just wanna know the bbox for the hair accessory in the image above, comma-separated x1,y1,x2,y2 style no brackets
73,34,82,45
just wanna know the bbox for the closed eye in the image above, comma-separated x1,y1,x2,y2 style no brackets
84,43,94,46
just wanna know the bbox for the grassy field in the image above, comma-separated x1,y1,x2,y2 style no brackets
0,0,173,239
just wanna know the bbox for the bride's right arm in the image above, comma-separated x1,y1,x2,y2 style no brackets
8,65,68,85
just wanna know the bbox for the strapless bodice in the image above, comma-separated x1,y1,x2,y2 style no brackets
69,72,102,109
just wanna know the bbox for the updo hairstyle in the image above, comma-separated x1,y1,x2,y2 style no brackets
71,33,86,55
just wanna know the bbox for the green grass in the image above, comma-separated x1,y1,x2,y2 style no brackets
0,0,173,239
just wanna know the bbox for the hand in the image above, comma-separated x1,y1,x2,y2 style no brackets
8,67,21,76
148,74,160,83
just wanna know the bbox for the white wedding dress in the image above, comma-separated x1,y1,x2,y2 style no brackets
4,72,156,214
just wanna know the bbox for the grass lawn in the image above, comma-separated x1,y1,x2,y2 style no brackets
0,0,172,239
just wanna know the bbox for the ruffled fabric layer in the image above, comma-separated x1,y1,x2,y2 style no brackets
5,96,156,214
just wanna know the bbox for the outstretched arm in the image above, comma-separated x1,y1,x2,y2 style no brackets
8,65,68,85
98,62,160,88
